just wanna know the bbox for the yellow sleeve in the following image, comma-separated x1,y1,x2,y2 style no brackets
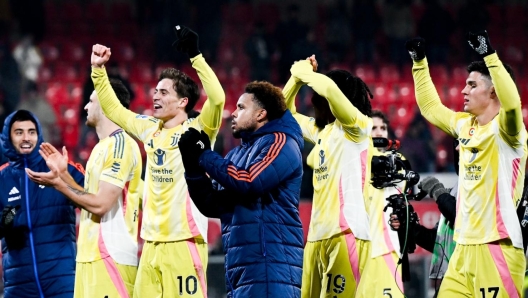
290,60,371,142
291,60,361,126
192,54,225,137
412,58,458,137
282,75,303,114
92,67,160,142
484,53,523,137
99,135,134,189
282,74,318,144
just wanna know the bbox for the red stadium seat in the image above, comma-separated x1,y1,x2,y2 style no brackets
62,43,85,63
379,64,400,84
39,42,60,63
353,64,376,84
429,64,449,84
129,63,154,84
53,63,81,83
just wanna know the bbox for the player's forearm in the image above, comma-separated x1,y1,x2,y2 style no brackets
413,58,455,134
282,75,303,114
292,61,359,125
191,54,225,129
484,53,523,135
55,177,109,216
91,67,136,131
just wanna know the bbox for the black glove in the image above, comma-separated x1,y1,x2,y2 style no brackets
172,25,201,58
2,205,18,228
2,205,25,250
467,30,495,57
405,37,426,61
418,177,449,201
178,128,210,177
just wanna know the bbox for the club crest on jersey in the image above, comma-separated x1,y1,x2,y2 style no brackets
468,127,475,136
319,150,325,166
153,149,166,165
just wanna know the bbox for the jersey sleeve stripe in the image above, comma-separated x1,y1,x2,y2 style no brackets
226,132,286,182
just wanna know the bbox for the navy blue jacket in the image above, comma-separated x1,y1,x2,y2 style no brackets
186,110,304,298
0,111,84,298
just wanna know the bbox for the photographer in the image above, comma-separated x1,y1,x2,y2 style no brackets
358,110,407,297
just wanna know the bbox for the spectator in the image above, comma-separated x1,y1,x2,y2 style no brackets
245,22,273,81
12,35,42,90
399,112,436,173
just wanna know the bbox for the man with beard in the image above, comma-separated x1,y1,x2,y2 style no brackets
26,79,143,297
0,110,85,297
178,81,304,297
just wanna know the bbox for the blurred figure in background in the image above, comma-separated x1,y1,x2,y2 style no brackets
16,81,57,145
245,22,273,81
12,35,42,91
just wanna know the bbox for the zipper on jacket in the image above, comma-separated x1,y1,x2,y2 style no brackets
24,157,45,298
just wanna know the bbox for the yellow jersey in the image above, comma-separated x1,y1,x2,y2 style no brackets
283,61,372,241
412,54,527,248
92,54,225,242
77,130,143,265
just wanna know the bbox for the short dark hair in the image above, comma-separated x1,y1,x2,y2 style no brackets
9,110,38,134
371,109,389,127
109,78,131,109
326,69,373,117
245,81,287,121
159,68,200,113
467,61,516,83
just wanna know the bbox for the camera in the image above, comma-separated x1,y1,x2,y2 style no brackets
371,138,427,281
371,138,420,189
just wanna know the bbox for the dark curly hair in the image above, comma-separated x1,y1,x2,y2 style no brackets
245,81,287,121
467,61,516,83
159,68,200,112
371,109,389,127
109,78,131,109
311,69,373,128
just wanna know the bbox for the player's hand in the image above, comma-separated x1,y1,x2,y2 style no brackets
178,128,210,176
405,37,426,61
290,59,313,78
306,54,318,72
417,176,449,201
40,143,69,174
91,44,111,68
172,25,201,58
467,30,495,57
389,214,400,231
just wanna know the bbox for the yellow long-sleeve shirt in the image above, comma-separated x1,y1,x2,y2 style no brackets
283,61,372,241
92,54,225,242
413,55,527,248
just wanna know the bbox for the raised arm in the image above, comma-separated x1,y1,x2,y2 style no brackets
91,44,157,142
290,60,362,126
172,25,225,136
406,38,457,137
